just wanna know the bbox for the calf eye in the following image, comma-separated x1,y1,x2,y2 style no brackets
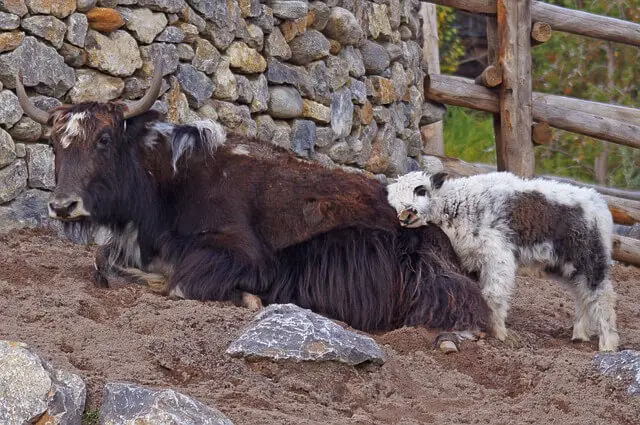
97,133,111,149
414,186,427,197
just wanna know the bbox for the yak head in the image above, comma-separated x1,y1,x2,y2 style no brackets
386,171,451,228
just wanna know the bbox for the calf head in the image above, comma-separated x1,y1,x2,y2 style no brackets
15,59,164,223
386,171,450,227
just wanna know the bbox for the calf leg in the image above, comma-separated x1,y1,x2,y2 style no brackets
478,250,518,342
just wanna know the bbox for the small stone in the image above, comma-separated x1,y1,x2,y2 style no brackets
240,23,264,51
14,143,25,157
86,7,125,33
309,1,330,31
211,58,238,101
193,38,220,75
291,119,315,158
177,43,194,61
1,0,27,16
373,106,391,124
359,100,373,125
323,6,364,46
279,12,311,42
99,382,233,425
226,41,266,74
0,189,62,233
268,0,308,20
85,29,142,77
76,0,97,13
369,76,395,105
307,60,330,105
301,99,330,124
8,117,41,143
388,137,408,175
391,62,408,101
174,22,198,43
315,126,336,148
255,114,276,142
0,12,20,30
0,90,23,128
272,120,292,149
138,43,179,79
389,0,401,28
196,102,218,122
421,101,446,125
201,1,240,50
25,144,54,189
65,13,88,48
331,87,353,138
21,15,67,48
399,24,412,41
68,69,125,103
177,5,205,32
348,78,366,105
325,55,349,91
265,27,291,60
369,3,392,40
268,86,303,119
176,64,213,108
117,7,168,44
0,128,16,167
254,5,274,33
329,39,341,54
382,42,403,62
249,74,268,113
402,128,422,157
137,0,186,13
210,100,256,137
238,0,261,18
364,123,394,174
288,29,330,65
59,43,87,68
0,160,27,203
0,31,24,53
265,59,314,98
162,82,200,124
337,45,365,78
156,26,185,43
361,40,390,75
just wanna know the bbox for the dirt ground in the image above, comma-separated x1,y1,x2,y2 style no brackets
1,227,639,425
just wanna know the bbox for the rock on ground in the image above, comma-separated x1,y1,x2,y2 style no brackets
226,303,386,366
99,382,234,425
595,350,640,396
0,340,85,425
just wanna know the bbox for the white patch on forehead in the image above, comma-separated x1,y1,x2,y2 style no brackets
61,112,88,149
231,145,250,156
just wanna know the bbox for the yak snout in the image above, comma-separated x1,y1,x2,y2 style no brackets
398,207,421,228
48,195,89,220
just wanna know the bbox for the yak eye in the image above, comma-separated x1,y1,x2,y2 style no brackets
97,133,111,148
414,186,427,197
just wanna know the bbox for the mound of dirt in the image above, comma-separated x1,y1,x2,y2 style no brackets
1,227,639,424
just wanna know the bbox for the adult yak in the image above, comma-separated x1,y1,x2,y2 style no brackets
15,59,491,339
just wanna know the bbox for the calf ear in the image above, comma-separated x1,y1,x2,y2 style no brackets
430,172,450,189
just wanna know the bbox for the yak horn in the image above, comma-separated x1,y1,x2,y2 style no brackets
124,57,164,119
15,71,49,125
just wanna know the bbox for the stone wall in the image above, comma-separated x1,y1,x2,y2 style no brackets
0,0,444,229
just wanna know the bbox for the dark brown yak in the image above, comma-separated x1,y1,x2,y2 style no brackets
15,60,492,337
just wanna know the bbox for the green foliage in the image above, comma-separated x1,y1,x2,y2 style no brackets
436,6,466,74
443,106,496,165
83,409,100,425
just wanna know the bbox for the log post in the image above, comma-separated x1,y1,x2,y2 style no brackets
612,234,640,267
531,21,552,45
497,0,535,178
474,64,502,87
485,17,504,170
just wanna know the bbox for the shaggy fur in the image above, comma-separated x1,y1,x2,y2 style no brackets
386,170,619,351
44,103,492,336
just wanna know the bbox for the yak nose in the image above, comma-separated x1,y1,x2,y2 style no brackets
48,197,81,219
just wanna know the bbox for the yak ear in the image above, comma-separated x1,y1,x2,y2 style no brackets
430,172,449,190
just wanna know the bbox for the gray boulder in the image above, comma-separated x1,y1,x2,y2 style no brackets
226,303,386,366
595,350,640,396
25,144,55,190
176,64,213,108
323,6,364,46
268,0,308,20
288,29,330,65
85,30,142,77
268,86,303,119
21,15,67,48
0,128,16,167
0,90,22,128
0,159,27,203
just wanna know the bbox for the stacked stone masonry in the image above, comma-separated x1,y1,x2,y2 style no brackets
0,0,445,209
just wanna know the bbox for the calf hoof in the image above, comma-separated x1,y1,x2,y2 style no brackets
501,329,524,349
434,332,461,354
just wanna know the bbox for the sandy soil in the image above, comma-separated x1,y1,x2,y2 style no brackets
1,227,639,425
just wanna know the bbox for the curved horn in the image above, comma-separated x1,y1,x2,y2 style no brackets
124,56,164,119
15,71,49,125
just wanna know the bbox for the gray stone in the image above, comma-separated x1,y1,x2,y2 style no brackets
0,128,16,167
15,143,25,157
9,116,42,143
200,0,240,50
268,0,308,20
338,45,365,78
210,100,256,137
325,55,349,91
211,58,238,101
227,304,385,365
65,13,88,48
68,69,125,103
1,0,27,16
388,137,408,175
402,128,422,157
174,22,198,43
399,24,412,41
25,143,54,190
177,5,206,32
388,0,401,29
331,87,353,138
21,15,66,48
291,119,315,158
138,0,186,13
0,340,86,425
369,3,392,40
85,30,142,77
307,60,330,104
315,151,337,169
421,101,446,126
0,189,62,233
373,106,391,124
401,40,421,72
176,64,213,108
196,102,218,122
382,42,403,62
156,26,185,43
118,7,168,44
348,78,366,105
253,5,274,33
309,1,330,31
265,27,291,60
361,40,390,75
32,95,61,112
315,126,336,148
265,59,314,98
256,116,291,148
59,43,86,68
193,38,220,75
390,102,408,133
0,12,19,29
0,90,22,128
0,159,27,203
288,29,330,65
160,87,200,124
139,43,179,78
391,61,408,100
238,0,261,18
323,6,364,46
99,382,233,425
268,86,303,119
595,350,640,396
177,43,194,61
249,74,268,113
255,114,276,143
238,23,264,51
76,0,97,12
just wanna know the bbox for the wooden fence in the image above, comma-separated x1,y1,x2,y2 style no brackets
418,0,640,265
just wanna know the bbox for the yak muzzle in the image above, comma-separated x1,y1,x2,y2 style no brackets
398,208,422,228
48,196,90,221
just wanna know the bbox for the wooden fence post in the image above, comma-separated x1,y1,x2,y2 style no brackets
497,0,536,178
485,16,504,170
